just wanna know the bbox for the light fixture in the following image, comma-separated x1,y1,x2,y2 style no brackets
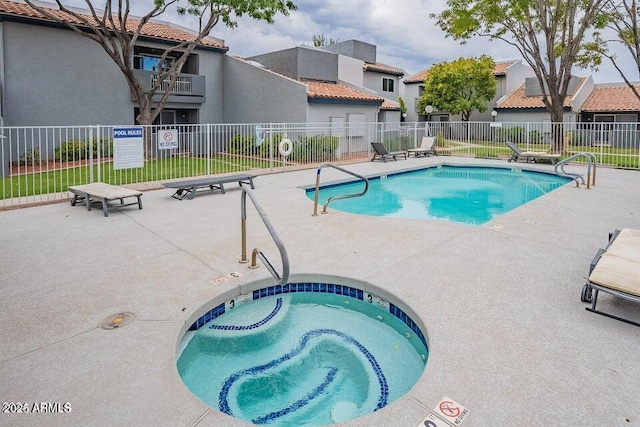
491,110,498,122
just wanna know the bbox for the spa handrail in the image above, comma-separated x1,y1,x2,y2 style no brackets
312,162,369,216
554,152,597,189
239,187,289,284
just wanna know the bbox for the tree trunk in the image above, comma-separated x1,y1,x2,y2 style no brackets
548,107,565,153
136,107,154,160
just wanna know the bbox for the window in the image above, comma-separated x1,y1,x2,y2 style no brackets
382,78,394,92
134,47,176,72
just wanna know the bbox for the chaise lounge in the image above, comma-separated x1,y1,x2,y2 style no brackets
506,141,561,165
68,182,143,217
581,228,640,326
163,173,255,200
407,136,438,157
370,142,407,162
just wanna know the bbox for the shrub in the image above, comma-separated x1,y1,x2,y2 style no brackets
290,134,339,163
495,126,527,143
227,134,270,158
19,148,40,165
529,130,542,143
55,138,113,161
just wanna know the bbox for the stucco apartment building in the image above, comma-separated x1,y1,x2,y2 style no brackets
0,0,403,128
402,60,536,123
2,0,639,130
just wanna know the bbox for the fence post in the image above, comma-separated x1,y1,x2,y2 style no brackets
269,123,274,173
206,123,211,176
88,125,94,183
96,125,101,182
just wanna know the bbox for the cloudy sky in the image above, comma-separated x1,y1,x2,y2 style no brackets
64,0,638,83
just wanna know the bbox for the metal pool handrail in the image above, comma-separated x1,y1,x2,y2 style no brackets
312,162,369,216
554,152,597,189
239,187,289,284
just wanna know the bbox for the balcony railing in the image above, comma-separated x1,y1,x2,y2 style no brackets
151,74,192,94
132,70,205,103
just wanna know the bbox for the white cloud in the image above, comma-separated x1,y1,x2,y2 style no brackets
58,0,640,82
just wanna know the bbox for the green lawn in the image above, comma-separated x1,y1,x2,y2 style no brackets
1,156,271,200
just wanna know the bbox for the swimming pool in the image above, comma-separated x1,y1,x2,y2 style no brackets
177,283,428,426
308,166,570,225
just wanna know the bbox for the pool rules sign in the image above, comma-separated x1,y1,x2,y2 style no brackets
113,127,144,170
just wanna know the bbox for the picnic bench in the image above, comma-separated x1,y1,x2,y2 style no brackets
68,182,143,217
163,173,255,200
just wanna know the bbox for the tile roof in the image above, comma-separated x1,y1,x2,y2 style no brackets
493,60,517,76
0,0,227,50
496,78,586,109
381,99,400,110
581,86,640,112
403,60,517,84
305,81,383,103
403,68,429,84
363,62,404,76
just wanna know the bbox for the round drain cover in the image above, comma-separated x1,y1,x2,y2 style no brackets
100,312,135,330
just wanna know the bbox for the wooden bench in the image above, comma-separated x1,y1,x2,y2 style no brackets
68,182,143,217
163,174,255,200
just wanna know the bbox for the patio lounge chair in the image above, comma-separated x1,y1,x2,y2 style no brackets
370,142,408,162
581,228,640,326
407,136,438,157
68,182,143,217
506,141,561,165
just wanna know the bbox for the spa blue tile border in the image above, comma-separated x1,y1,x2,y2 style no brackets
251,282,364,300
187,283,428,351
189,302,225,331
209,298,283,331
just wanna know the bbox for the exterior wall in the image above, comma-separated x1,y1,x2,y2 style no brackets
247,48,299,80
504,60,535,94
186,45,224,123
403,83,422,122
493,110,576,123
249,46,338,82
297,47,338,82
363,71,399,100
306,102,379,123
337,55,364,86
323,40,376,63
0,21,225,126
1,21,133,126
222,56,307,123
379,110,401,122
570,76,594,113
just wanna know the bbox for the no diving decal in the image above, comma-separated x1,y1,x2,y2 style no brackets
434,397,469,425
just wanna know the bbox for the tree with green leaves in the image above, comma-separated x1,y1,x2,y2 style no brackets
432,0,608,150
23,0,297,131
417,56,497,122
398,96,407,120
312,33,339,47
592,0,640,100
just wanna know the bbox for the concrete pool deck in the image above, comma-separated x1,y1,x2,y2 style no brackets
1,157,639,426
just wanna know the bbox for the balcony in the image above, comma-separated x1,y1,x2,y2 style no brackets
132,70,205,103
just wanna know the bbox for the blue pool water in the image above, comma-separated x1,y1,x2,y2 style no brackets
177,287,428,426
307,166,570,225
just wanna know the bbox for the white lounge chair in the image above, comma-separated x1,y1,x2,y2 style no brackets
407,136,437,157
506,141,561,165
581,228,640,326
